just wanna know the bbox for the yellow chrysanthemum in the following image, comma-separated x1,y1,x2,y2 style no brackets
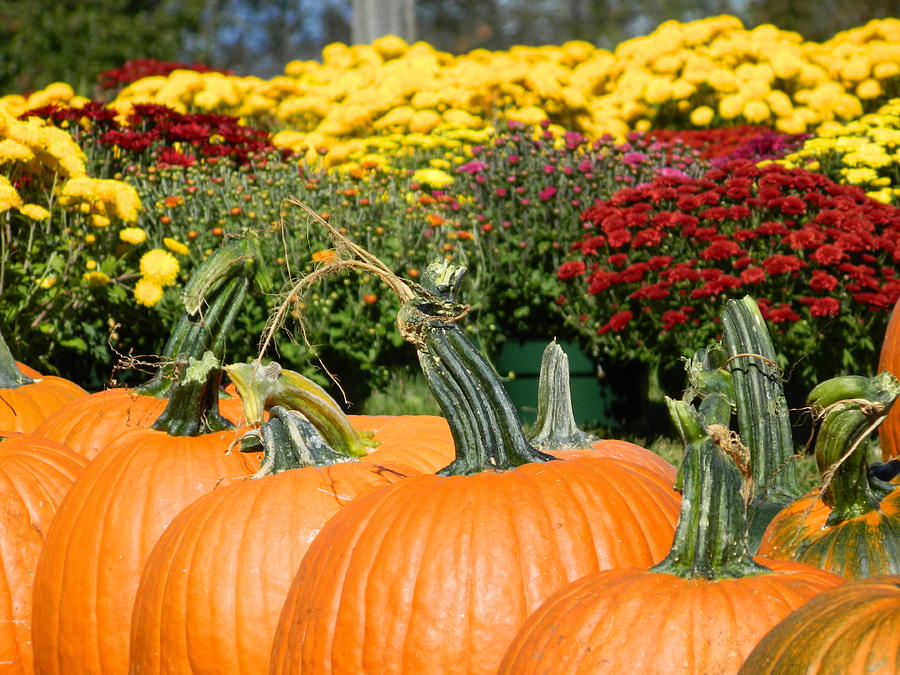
690,106,714,126
39,275,57,290
18,203,50,221
311,249,338,264
134,278,164,307
0,176,23,211
82,271,110,287
163,237,189,255
139,249,180,286
412,168,454,189
119,227,148,245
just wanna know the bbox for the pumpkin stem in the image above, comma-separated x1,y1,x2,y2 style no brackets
150,351,234,436
397,259,554,475
721,295,802,550
0,330,34,389
527,340,598,451
652,397,767,580
807,371,900,524
225,360,376,458
237,405,353,478
136,239,260,398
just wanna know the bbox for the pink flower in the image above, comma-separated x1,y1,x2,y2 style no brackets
538,186,558,201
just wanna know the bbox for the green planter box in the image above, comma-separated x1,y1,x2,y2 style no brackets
494,339,615,430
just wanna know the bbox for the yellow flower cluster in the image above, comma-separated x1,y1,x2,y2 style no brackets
104,17,900,164
0,107,142,222
134,248,180,307
779,97,900,203
0,82,90,118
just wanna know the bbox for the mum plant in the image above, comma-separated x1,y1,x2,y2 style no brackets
557,158,900,403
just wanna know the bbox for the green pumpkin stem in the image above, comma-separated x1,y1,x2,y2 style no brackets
398,260,554,475
808,371,900,525
0,331,34,389
136,240,258,398
238,406,353,478
150,351,234,436
225,360,376,458
527,341,598,451
721,295,802,550
652,397,767,580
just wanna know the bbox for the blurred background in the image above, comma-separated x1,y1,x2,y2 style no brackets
2,0,896,95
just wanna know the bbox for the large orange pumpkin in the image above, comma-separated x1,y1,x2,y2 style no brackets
758,372,900,579
0,432,88,675
269,261,681,675
879,297,900,459
129,407,416,674
738,574,900,674
0,332,87,433
497,399,843,675
32,353,260,674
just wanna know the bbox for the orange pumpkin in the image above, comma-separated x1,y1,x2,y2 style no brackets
879,297,900,459
129,407,416,674
758,372,900,579
31,353,260,674
269,261,681,675
497,399,843,675
0,432,88,675
738,574,900,674
0,332,87,433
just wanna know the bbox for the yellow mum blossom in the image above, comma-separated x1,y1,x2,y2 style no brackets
742,100,771,123
139,249,180,286
164,237,189,255
119,227,148,245
18,204,50,221
85,260,97,271
407,109,443,134
39,275,57,290
0,138,35,163
91,215,110,228
85,234,96,244
0,176,23,211
412,168,454,189
857,79,883,99
82,271,110,287
59,177,141,222
134,278,164,307
842,167,879,184
690,106,714,126
718,94,744,120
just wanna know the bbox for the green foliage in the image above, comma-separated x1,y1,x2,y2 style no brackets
0,0,205,95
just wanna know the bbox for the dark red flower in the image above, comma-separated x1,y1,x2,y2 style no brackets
700,240,744,260
598,310,633,334
740,266,766,285
558,261,587,280
810,244,846,265
809,270,839,291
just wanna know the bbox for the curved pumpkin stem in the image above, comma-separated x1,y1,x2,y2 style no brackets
137,238,261,398
721,295,802,550
397,259,554,475
652,397,767,580
0,331,34,389
238,405,354,478
150,351,234,436
527,340,598,451
807,371,900,525
225,360,376,458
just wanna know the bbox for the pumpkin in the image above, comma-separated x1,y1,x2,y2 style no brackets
0,331,87,433
497,398,843,675
129,406,416,674
31,357,260,672
269,260,681,675
758,372,900,579
879,297,900,459
738,574,900,674
0,432,88,675
32,241,257,459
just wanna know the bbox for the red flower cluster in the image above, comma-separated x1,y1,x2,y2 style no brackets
20,102,287,168
97,58,234,91
643,126,808,164
559,160,900,341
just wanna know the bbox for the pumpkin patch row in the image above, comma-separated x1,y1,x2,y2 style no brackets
1,239,899,674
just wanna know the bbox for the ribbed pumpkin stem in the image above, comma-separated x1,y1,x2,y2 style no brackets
397,259,554,475
652,398,767,579
238,406,353,478
137,239,260,397
807,371,900,525
150,351,233,436
721,295,802,549
528,341,598,451
0,331,33,389
226,360,376,458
